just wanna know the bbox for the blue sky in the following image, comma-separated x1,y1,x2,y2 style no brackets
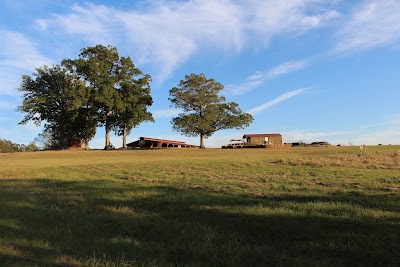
1,0,400,148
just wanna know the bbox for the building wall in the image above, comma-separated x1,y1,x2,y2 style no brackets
248,135,282,145
248,136,264,144
268,135,282,145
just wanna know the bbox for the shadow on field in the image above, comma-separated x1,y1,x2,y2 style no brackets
0,178,399,266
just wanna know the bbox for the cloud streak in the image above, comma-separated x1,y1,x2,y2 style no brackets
0,30,52,71
335,0,400,52
346,128,400,145
0,30,52,95
226,60,308,95
0,101,17,110
283,130,353,143
35,1,339,82
360,114,400,129
152,108,181,119
247,88,308,115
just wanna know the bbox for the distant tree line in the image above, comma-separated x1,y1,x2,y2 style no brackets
0,139,38,153
18,45,252,149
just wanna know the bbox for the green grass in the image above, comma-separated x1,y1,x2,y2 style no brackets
0,146,399,266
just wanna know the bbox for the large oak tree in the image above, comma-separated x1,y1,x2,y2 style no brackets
18,65,97,149
19,45,153,150
169,73,253,148
112,71,154,148
63,45,153,149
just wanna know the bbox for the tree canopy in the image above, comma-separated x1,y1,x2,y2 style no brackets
19,45,154,150
18,65,97,149
112,74,154,148
169,73,253,148
0,138,38,153
63,45,154,149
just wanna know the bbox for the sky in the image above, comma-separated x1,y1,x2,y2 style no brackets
1,0,400,148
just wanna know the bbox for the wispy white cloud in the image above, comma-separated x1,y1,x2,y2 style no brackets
335,0,400,53
0,128,12,138
247,88,308,115
386,114,400,125
283,130,353,143
0,30,52,71
267,61,309,78
0,101,17,110
327,128,400,146
243,1,340,44
0,70,20,96
283,114,400,145
152,108,181,119
0,30,52,96
360,114,400,129
35,1,242,82
35,1,339,82
345,128,400,145
226,60,308,95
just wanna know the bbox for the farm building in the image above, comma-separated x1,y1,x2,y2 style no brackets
223,133,287,148
127,137,198,149
243,134,283,146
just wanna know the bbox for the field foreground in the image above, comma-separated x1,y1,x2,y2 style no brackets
1,146,399,266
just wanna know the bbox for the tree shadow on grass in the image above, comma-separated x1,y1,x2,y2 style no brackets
0,178,399,266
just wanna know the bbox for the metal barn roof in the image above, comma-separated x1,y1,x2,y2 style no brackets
243,134,282,138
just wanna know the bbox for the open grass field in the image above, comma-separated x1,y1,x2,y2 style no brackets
1,146,400,266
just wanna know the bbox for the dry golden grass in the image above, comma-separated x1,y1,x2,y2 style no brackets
0,146,399,266
275,149,400,170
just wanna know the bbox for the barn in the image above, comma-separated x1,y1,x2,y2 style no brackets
127,137,198,149
222,133,285,148
243,134,283,146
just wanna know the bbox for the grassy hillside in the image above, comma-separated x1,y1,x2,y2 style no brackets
1,146,399,266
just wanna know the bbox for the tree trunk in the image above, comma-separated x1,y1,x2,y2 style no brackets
84,138,90,150
122,125,127,149
105,120,111,150
200,133,205,149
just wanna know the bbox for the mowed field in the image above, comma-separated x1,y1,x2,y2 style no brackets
1,146,399,266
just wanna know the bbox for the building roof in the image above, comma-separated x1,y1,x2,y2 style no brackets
140,137,191,145
127,137,198,147
243,133,282,138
